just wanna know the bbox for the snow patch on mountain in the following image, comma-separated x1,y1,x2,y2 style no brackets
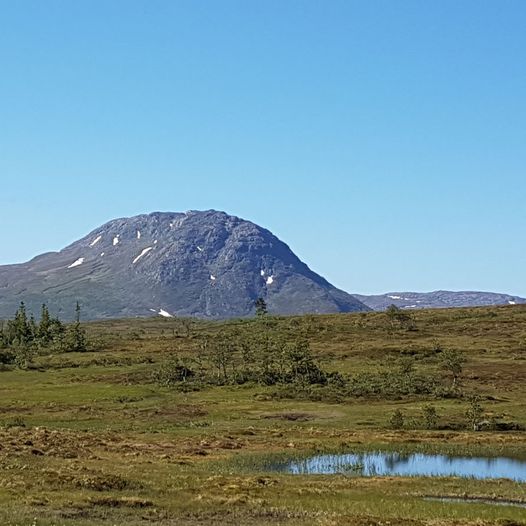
68,258,84,268
133,247,153,264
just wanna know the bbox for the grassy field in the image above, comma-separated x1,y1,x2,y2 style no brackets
0,305,525,525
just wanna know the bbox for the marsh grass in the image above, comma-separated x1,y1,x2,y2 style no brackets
0,305,525,524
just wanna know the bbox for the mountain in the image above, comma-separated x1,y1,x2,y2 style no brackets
0,210,369,320
353,291,526,311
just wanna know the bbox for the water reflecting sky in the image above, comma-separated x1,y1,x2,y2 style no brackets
277,452,526,481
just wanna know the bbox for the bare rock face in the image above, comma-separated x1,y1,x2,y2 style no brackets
0,210,369,320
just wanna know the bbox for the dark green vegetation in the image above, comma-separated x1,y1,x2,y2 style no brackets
0,305,525,525
0,303,91,369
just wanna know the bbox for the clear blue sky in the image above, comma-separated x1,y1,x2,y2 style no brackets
1,1,525,296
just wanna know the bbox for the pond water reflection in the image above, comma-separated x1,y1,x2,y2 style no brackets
271,452,526,481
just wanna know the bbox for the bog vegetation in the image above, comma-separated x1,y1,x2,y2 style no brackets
0,303,524,525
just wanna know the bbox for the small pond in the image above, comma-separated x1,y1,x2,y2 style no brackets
270,452,526,482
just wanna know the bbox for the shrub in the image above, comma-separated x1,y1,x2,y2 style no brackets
386,305,416,331
153,358,195,386
0,349,16,365
389,409,405,429
422,404,438,429
2,416,26,429
466,396,484,430
346,371,436,398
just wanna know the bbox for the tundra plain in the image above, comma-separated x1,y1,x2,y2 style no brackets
0,305,525,525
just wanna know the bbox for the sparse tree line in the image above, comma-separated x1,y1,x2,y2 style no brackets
152,312,468,401
0,302,89,368
388,396,522,432
152,320,519,431
153,327,336,390
264,346,469,403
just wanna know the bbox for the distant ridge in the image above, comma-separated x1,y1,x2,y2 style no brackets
353,290,526,311
0,210,369,320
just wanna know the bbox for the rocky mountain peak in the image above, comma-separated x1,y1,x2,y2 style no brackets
0,210,369,320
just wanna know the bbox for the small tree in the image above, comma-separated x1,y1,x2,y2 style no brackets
466,396,484,431
389,409,405,429
207,335,237,383
7,302,32,345
285,339,326,386
422,404,438,429
255,297,268,317
178,318,193,338
38,304,52,342
386,304,415,330
440,349,465,387
63,302,87,352
12,343,34,370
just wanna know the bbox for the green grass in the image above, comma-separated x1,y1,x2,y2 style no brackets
0,305,525,525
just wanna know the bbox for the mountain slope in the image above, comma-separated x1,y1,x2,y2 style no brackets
0,210,369,320
353,291,526,311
